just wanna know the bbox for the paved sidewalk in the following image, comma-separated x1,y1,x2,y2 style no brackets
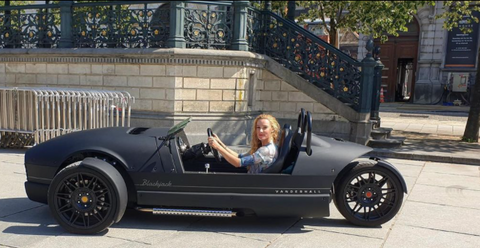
1,151,480,248
369,103,480,165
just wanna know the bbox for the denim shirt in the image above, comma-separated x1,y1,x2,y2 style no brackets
238,142,278,174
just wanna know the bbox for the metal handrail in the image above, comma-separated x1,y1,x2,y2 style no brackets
0,87,135,148
259,9,361,66
186,1,234,6
72,1,167,7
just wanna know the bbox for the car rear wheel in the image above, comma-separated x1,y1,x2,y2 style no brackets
48,162,126,234
334,161,404,227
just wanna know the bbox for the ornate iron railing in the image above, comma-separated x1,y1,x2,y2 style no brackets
0,1,235,50
0,4,61,48
248,9,364,111
184,1,233,49
72,1,170,48
246,7,262,53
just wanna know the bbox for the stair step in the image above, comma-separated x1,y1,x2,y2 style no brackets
370,128,393,140
372,127,393,132
367,137,405,149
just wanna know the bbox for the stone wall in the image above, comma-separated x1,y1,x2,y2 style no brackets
255,70,350,139
0,48,352,145
414,3,446,104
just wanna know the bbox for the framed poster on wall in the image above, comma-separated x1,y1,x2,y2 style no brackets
444,11,480,68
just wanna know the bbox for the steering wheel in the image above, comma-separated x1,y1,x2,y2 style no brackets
207,128,222,162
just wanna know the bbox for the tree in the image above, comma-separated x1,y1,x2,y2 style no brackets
439,1,480,142
464,68,480,142
295,1,431,48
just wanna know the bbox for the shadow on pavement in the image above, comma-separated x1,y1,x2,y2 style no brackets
0,148,27,154
392,131,480,154
0,198,363,236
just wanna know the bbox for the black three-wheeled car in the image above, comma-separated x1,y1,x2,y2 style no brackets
24,109,407,234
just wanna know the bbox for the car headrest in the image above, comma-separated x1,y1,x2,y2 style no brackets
292,108,306,148
263,124,292,173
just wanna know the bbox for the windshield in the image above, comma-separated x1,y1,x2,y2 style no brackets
167,117,191,137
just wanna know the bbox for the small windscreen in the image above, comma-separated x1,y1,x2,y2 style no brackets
167,117,192,137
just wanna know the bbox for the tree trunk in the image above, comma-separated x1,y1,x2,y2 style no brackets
462,52,480,142
329,29,338,48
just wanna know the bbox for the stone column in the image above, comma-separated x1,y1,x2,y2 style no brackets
167,1,186,48
232,1,249,51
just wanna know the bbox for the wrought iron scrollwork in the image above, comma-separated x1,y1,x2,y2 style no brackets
72,3,169,48
247,7,263,53
184,4,233,50
0,8,60,48
262,13,362,109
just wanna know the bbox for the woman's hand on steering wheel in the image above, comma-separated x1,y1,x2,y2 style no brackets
207,128,222,162
207,136,220,149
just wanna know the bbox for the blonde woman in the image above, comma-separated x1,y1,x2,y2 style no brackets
208,114,280,174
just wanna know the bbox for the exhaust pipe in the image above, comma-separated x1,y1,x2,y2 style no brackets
136,207,236,217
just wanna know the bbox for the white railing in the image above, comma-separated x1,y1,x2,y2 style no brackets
0,87,135,148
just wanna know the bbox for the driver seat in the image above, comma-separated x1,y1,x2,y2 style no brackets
263,124,293,173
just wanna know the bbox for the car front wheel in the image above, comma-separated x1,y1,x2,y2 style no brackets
48,162,126,234
334,161,404,227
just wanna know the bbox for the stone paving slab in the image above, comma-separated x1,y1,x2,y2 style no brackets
383,224,480,248
182,216,299,242
415,171,480,191
395,201,480,236
407,184,480,209
2,152,480,247
421,161,480,175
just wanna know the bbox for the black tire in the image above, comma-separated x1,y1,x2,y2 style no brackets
48,161,127,234
334,161,404,227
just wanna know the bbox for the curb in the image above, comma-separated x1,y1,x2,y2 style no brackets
367,150,480,166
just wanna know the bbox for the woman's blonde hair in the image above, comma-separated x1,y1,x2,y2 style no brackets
249,114,280,154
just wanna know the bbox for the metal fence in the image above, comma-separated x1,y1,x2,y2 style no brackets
0,87,135,148
0,1,235,49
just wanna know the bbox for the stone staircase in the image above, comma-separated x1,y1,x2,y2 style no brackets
367,122,406,148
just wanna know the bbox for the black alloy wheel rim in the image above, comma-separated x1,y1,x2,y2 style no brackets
343,170,398,221
53,172,112,229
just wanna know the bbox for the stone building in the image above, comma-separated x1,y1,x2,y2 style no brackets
358,1,478,105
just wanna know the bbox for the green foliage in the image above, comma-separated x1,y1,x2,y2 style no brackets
0,1,35,7
461,136,478,142
296,1,432,43
269,1,480,44
437,1,480,33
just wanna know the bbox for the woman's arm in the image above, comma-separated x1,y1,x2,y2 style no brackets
212,134,239,157
208,137,241,167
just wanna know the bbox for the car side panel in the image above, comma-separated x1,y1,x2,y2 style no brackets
138,191,330,217
131,173,332,217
